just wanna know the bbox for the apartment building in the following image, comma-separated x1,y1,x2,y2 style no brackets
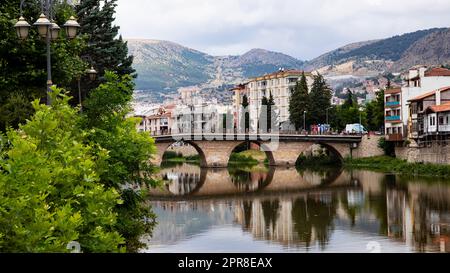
174,86,233,134
384,66,450,142
231,69,313,131
136,104,176,136
408,86,450,142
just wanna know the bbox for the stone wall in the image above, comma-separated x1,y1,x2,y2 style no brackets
396,142,450,165
167,144,198,157
353,135,385,158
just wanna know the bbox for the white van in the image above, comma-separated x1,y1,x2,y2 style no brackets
345,124,368,135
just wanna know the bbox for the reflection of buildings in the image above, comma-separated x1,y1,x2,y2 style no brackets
233,196,338,248
386,184,450,252
159,164,203,196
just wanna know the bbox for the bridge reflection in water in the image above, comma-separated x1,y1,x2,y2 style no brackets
142,163,450,253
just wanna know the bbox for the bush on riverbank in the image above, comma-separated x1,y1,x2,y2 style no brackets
162,151,184,161
345,156,450,177
228,153,259,166
162,152,200,164
296,149,341,168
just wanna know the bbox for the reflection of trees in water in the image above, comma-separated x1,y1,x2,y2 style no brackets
261,200,280,233
229,167,273,192
161,166,205,196
296,167,343,186
291,194,338,249
243,201,253,230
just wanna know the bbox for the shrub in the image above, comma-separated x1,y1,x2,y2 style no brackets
0,89,124,252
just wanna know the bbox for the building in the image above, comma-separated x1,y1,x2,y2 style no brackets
408,86,450,142
174,87,233,134
178,86,200,105
136,104,176,136
231,69,313,131
384,66,450,142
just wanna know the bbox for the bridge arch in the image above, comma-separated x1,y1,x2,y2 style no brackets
227,140,276,166
154,141,208,167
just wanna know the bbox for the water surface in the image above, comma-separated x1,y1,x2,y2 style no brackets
141,163,450,253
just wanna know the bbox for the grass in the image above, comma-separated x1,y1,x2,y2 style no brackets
344,156,450,177
162,151,200,164
239,150,267,162
228,153,259,166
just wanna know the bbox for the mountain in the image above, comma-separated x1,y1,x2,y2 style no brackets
305,28,449,76
227,48,304,78
128,39,215,91
127,39,304,91
128,27,450,97
393,29,450,71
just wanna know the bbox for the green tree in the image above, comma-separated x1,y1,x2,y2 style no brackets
289,72,309,130
343,90,356,110
363,89,385,132
241,94,250,132
76,0,135,92
82,72,159,252
259,96,268,131
0,88,124,252
267,92,277,131
307,73,332,126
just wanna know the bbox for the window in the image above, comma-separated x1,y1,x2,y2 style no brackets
430,116,436,126
439,116,445,125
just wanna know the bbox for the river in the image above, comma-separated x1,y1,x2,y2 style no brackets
140,163,450,253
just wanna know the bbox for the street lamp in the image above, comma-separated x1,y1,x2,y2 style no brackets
78,66,98,112
14,0,81,105
49,21,61,41
63,16,81,39
33,13,52,38
326,106,333,125
359,107,364,135
86,66,98,81
303,110,307,133
14,16,31,40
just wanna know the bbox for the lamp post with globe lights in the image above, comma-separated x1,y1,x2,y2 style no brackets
14,0,80,105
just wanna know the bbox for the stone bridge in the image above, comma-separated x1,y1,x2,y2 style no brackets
152,134,384,168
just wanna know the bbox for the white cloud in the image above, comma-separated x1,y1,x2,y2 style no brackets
115,0,450,59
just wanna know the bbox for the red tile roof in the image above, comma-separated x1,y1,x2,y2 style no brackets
385,88,401,94
250,69,311,81
408,90,437,102
427,103,450,113
425,67,450,77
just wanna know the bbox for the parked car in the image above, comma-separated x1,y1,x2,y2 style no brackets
344,124,368,135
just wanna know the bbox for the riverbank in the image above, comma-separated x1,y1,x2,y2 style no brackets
344,156,450,177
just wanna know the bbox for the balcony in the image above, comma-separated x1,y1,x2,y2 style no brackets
386,116,401,122
386,133,403,142
385,101,400,107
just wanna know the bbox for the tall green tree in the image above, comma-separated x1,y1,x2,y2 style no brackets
307,73,332,126
267,92,277,131
241,94,250,132
82,72,158,252
260,96,268,131
289,72,309,130
343,89,356,110
76,0,135,86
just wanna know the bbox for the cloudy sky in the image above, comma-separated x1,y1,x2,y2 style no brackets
115,0,450,60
